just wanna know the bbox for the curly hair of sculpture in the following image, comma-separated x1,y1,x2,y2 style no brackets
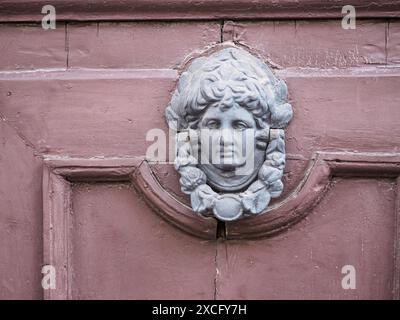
165,46,293,222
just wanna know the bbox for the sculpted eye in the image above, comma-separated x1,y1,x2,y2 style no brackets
205,119,220,129
232,120,250,130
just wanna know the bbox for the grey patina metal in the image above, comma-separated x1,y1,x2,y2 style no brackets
166,47,293,221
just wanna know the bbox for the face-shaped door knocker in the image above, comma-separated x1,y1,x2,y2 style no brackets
166,47,293,221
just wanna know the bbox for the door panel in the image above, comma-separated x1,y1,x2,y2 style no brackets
71,183,215,299
216,178,396,299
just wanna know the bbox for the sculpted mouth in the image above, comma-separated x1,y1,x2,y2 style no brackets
220,152,234,158
217,146,243,158
219,146,234,154
213,150,247,169
199,162,261,192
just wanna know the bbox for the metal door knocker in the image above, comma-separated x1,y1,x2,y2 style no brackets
165,47,293,221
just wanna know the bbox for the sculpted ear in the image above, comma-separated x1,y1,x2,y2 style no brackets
165,106,180,130
269,80,293,128
270,102,293,128
255,128,270,149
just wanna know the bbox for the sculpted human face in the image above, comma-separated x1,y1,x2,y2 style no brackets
197,105,266,192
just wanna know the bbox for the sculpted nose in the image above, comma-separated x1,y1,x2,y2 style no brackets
219,129,234,147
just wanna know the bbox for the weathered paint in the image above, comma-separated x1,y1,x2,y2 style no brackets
0,5,399,299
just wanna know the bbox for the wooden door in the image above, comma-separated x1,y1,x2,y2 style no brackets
0,0,399,300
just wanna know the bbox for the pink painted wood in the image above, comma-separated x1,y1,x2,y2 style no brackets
1,1,400,300
0,0,399,22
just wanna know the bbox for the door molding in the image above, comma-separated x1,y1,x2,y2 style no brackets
42,152,400,299
2,0,399,22
225,152,400,239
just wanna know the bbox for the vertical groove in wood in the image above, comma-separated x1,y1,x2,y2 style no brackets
65,176,73,300
42,165,51,300
393,176,400,300
43,166,71,300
